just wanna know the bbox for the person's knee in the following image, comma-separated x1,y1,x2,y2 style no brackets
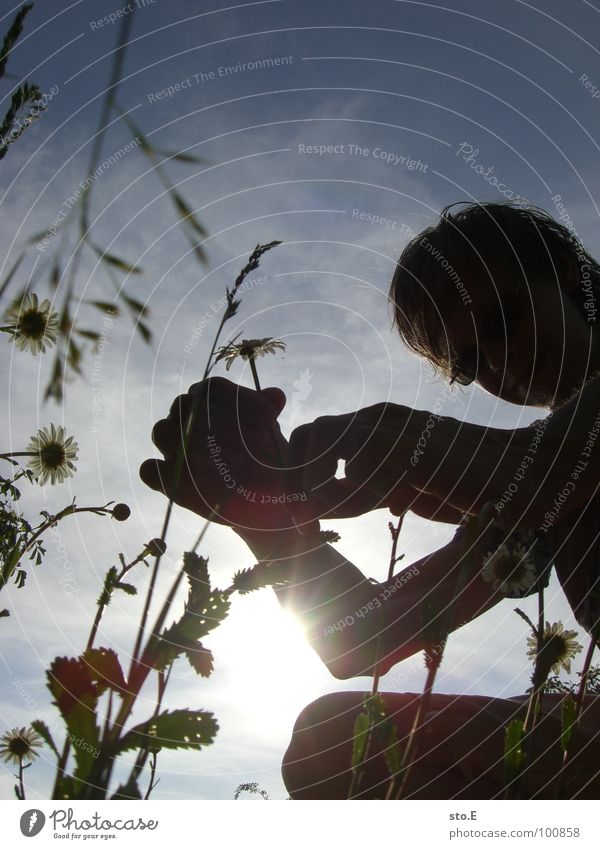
282,692,368,799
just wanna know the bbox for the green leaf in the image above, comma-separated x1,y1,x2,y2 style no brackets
156,148,203,164
187,235,208,265
116,581,137,596
383,723,402,777
50,262,61,289
0,253,24,300
0,4,34,79
351,711,371,769
75,329,102,343
111,779,142,800
503,719,524,786
0,609,10,618
82,647,127,695
47,657,100,784
231,561,289,595
561,695,577,752
120,293,149,317
117,709,218,754
172,192,208,237
136,321,152,344
92,245,142,274
185,643,214,678
87,300,119,316
31,720,59,758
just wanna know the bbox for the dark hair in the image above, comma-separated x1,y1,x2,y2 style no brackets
389,201,600,377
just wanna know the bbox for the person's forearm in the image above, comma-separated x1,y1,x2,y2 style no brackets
242,529,501,679
404,374,600,528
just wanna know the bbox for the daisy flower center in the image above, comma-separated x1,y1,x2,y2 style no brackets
8,736,31,758
40,442,66,470
19,309,47,339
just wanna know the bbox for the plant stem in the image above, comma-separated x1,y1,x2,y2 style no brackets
0,451,35,460
554,634,597,798
17,757,25,800
386,654,443,800
0,503,114,592
348,514,404,799
86,549,150,652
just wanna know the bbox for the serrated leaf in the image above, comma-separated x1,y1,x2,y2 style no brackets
561,695,577,752
185,643,214,677
82,647,127,695
351,711,371,769
503,718,524,786
117,709,218,754
116,581,137,596
231,561,289,595
0,609,10,618
47,657,100,783
111,779,142,800
31,719,59,757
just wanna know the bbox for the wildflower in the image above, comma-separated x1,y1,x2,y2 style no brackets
0,727,43,765
2,293,60,355
215,338,286,371
481,542,537,596
26,424,78,485
527,621,583,676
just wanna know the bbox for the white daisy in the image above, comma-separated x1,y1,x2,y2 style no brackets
527,621,583,676
3,293,60,355
0,727,43,765
26,424,78,485
215,338,286,371
481,541,537,595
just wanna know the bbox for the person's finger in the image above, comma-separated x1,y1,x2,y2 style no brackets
307,477,390,518
139,458,172,494
151,418,179,457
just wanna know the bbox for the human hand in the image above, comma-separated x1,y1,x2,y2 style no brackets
139,377,319,540
285,402,465,525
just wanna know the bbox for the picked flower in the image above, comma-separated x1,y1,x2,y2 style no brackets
527,621,583,676
481,542,537,596
0,726,43,765
27,424,79,485
215,337,286,371
2,293,60,355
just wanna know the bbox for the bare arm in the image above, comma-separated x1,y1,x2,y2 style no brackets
241,530,502,680
286,374,600,531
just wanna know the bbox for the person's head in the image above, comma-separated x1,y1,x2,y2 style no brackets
390,201,600,409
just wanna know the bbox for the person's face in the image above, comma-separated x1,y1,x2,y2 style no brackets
438,267,598,409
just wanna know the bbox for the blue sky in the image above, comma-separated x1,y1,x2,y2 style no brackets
1,0,600,800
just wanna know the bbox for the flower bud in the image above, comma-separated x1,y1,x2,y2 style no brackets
111,503,131,522
145,538,167,558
